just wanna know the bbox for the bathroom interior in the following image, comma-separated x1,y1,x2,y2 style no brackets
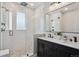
0,2,79,57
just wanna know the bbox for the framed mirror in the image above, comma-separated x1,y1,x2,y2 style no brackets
45,2,79,33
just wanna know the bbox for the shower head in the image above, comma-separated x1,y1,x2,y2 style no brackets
20,2,28,7
2,6,9,11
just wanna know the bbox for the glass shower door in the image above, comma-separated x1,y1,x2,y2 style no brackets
0,2,10,57
0,2,8,50
0,2,1,50
0,2,9,56
0,2,27,57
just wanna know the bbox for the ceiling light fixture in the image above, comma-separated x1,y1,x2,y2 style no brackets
64,8,68,11
29,3,34,6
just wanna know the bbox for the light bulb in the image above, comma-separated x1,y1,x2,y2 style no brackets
29,3,34,6
64,8,68,11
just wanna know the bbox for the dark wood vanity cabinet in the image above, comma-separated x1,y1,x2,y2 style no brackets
37,39,79,57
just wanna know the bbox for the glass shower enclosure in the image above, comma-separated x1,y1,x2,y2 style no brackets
0,2,27,57
0,2,10,56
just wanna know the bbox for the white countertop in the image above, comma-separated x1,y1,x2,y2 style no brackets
38,37,79,50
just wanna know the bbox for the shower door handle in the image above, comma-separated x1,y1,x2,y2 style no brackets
9,30,13,36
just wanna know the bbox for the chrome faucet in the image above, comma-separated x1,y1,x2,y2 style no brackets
48,34,51,38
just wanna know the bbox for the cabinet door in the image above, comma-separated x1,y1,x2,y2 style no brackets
46,41,70,57
45,40,57,57
56,48,69,57
37,41,44,56
37,39,47,57
46,44,57,57
56,44,70,57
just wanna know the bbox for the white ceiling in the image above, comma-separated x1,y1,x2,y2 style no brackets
2,2,52,10
28,2,44,8
17,2,51,9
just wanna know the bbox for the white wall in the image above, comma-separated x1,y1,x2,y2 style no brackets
33,5,44,33
33,3,50,34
